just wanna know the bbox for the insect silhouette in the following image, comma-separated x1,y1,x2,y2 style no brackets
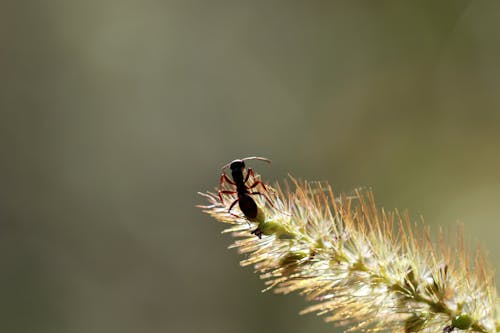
218,157,275,228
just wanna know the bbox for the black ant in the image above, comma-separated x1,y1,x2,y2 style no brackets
218,157,275,236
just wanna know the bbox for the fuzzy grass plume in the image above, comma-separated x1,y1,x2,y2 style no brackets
199,172,499,333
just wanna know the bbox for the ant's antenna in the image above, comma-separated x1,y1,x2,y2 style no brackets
241,156,271,164
221,156,271,170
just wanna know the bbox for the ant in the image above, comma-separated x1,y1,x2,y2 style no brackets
218,157,275,236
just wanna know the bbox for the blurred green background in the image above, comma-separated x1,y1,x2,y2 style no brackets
2,1,500,332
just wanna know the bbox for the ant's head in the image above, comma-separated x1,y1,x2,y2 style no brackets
229,160,245,171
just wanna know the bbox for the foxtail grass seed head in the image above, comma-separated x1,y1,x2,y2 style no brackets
199,171,499,333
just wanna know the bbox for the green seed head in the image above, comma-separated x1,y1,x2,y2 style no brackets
452,313,473,330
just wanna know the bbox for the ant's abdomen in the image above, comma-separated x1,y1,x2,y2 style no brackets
238,194,258,219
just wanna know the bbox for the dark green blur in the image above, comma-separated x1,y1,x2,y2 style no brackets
1,1,500,333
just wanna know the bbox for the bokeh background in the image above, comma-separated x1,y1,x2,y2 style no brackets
2,1,500,332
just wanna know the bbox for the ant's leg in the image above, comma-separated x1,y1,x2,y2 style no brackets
250,191,276,209
246,169,271,198
251,228,263,239
219,172,236,202
244,168,265,187
220,173,236,186
228,198,240,217
244,168,255,184
219,190,237,203
248,179,270,193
